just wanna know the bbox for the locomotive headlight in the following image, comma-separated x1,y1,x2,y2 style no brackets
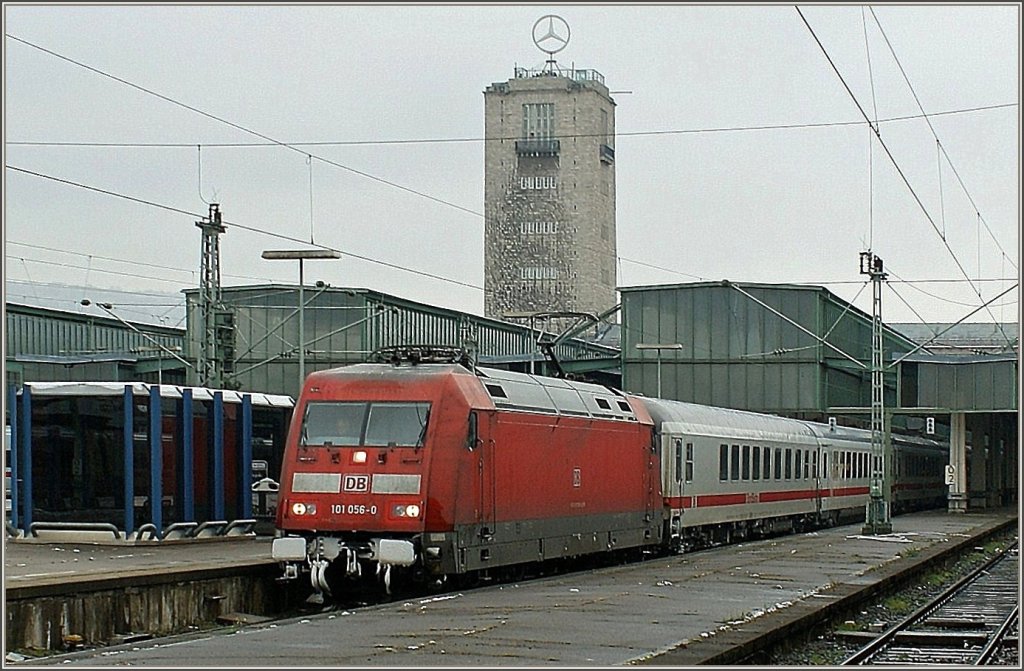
353,450,367,464
392,503,421,518
291,502,317,516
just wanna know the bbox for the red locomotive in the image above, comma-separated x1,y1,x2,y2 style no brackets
273,350,946,599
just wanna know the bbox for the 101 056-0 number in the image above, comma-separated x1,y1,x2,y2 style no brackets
332,504,377,515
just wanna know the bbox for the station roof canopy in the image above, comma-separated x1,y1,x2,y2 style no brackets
21,382,294,407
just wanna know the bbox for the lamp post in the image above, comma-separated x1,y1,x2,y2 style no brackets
261,249,341,392
635,343,684,398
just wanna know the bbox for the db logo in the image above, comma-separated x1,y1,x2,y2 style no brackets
342,474,370,492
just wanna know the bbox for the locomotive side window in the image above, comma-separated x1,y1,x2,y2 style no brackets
752,446,761,481
685,443,694,482
365,403,430,447
719,444,728,481
466,411,478,451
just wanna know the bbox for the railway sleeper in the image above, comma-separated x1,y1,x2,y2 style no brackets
892,631,990,646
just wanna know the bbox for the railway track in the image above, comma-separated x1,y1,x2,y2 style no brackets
842,541,1019,666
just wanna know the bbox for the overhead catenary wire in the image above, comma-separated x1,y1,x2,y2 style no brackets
7,29,1015,332
795,6,1016,350
5,103,1016,148
869,7,1017,272
861,5,879,250
7,163,674,298
5,33,482,220
9,238,1015,305
6,164,485,292
887,267,1018,309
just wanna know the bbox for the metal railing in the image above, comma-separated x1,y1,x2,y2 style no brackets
515,139,560,155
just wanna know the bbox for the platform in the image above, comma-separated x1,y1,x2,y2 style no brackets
9,508,1016,666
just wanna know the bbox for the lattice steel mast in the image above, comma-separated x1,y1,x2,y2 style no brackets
196,204,227,388
861,250,892,534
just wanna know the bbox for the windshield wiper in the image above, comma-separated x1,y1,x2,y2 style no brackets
416,410,430,448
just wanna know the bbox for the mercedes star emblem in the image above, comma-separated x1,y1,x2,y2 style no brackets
532,15,570,56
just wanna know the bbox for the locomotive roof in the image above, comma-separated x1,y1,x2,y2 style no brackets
476,366,638,421
311,363,638,421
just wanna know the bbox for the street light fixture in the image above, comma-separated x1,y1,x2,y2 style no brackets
261,249,341,393
635,343,684,398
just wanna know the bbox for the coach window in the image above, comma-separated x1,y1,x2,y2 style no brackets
774,447,782,480
812,450,818,479
804,452,811,479
752,446,761,481
794,450,802,480
742,445,751,480
785,448,792,479
685,443,694,482
719,444,729,480
763,446,771,480
730,445,740,481
821,451,827,479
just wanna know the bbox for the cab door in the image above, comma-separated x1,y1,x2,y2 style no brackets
476,410,496,540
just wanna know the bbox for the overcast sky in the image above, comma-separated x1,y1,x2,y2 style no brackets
4,3,1020,329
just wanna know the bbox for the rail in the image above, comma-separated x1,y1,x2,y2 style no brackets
843,541,1019,665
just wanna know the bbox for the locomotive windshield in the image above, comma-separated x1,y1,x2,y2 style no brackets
301,401,430,447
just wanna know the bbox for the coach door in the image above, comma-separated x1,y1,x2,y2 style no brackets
662,435,687,507
814,442,826,519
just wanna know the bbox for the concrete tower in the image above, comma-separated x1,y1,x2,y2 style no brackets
483,17,616,327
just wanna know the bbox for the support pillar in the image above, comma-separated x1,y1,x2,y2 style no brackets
967,414,986,509
947,411,968,513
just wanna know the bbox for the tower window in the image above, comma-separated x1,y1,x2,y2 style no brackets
523,103,554,140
